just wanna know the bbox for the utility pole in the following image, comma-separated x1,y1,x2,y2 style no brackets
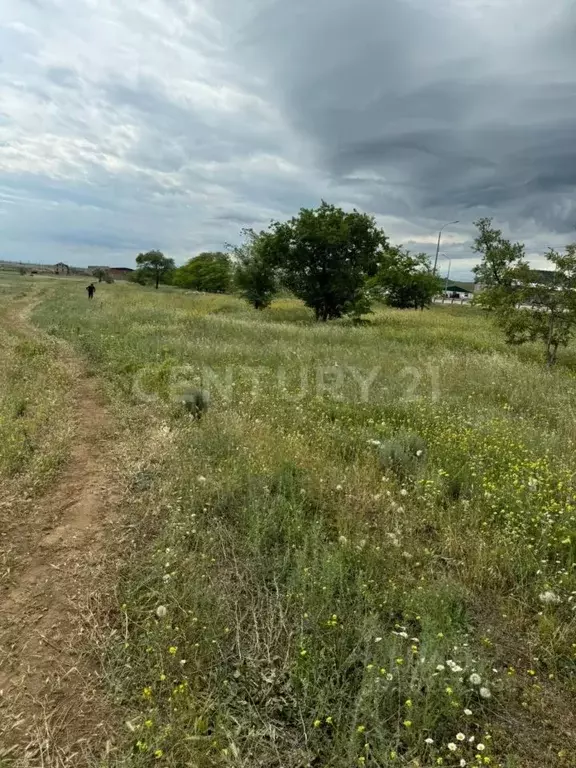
433,220,459,275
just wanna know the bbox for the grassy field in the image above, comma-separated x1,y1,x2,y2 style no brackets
3,275,576,766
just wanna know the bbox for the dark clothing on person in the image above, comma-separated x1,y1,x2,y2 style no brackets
87,284,96,299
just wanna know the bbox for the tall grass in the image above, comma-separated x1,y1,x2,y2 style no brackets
32,281,576,767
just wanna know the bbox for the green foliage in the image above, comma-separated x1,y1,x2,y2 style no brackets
172,252,232,293
472,219,576,366
233,228,278,310
129,269,150,286
135,250,175,289
379,432,427,479
374,248,442,309
498,246,576,367
261,201,387,321
92,267,109,283
471,218,525,309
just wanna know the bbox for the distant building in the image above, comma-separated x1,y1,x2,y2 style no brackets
443,282,475,299
88,266,135,280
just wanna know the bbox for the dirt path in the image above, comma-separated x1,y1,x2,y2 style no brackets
0,293,120,765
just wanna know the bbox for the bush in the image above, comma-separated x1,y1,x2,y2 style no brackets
379,432,427,480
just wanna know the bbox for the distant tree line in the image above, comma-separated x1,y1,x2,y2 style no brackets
130,202,444,320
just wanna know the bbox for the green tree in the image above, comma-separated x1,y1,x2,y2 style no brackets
233,229,277,310
135,250,175,289
374,248,442,309
492,246,576,367
472,217,525,309
172,252,232,293
261,202,387,321
92,267,109,283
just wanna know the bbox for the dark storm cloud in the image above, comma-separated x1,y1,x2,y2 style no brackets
221,0,576,243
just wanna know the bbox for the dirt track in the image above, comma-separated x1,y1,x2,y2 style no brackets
0,293,118,765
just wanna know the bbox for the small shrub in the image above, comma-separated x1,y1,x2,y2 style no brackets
179,389,210,419
379,432,426,480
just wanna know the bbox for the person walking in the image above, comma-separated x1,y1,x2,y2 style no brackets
86,283,96,299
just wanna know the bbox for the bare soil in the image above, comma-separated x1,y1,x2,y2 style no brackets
0,295,120,765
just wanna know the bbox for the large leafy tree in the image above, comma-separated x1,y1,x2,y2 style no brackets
172,252,232,293
472,217,525,309
233,229,277,310
374,248,442,309
135,250,175,289
262,202,387,321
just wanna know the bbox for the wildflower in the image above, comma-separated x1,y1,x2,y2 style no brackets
436,664,445,672
469,673,482,685
144,719,153,728
464,708,473,716
448,743,457,751
539,590,561,605
326,716,333,725
400,488,408,496
386,673,393,681
197,475,207,483
168,646,177,655
375,636,383,643
477,744,486,752
405,699,413,708
154,749,163,758
159,674,166,681
395,657,405,665
416,449,423,457
338,535,348,545
403,720,412,728
336,484,343,491
368,439,381,446
479,687,491,699
156,605,167,619
300,649,307,657
425,737,434,744
313,719,321,728
460,760,467,767
142,687,152,699
357,725,366,733
456,733,466,741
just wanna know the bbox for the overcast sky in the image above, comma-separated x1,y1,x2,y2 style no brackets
1,0,574,278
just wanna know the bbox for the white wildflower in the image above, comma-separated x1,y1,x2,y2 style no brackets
368,439,381,446
436,664,445,672
197,475,207,483
477,743,485,751
400,488,408,496
448,743,457,751
155,605,167,619
335,484,343,491
460,760,467,767
469,673,482,685
539,590,561,605
456,733,465,741
424,737,434,744
338,535,348,545
416,449,423,457
479,687,491,699
464,708,473,716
